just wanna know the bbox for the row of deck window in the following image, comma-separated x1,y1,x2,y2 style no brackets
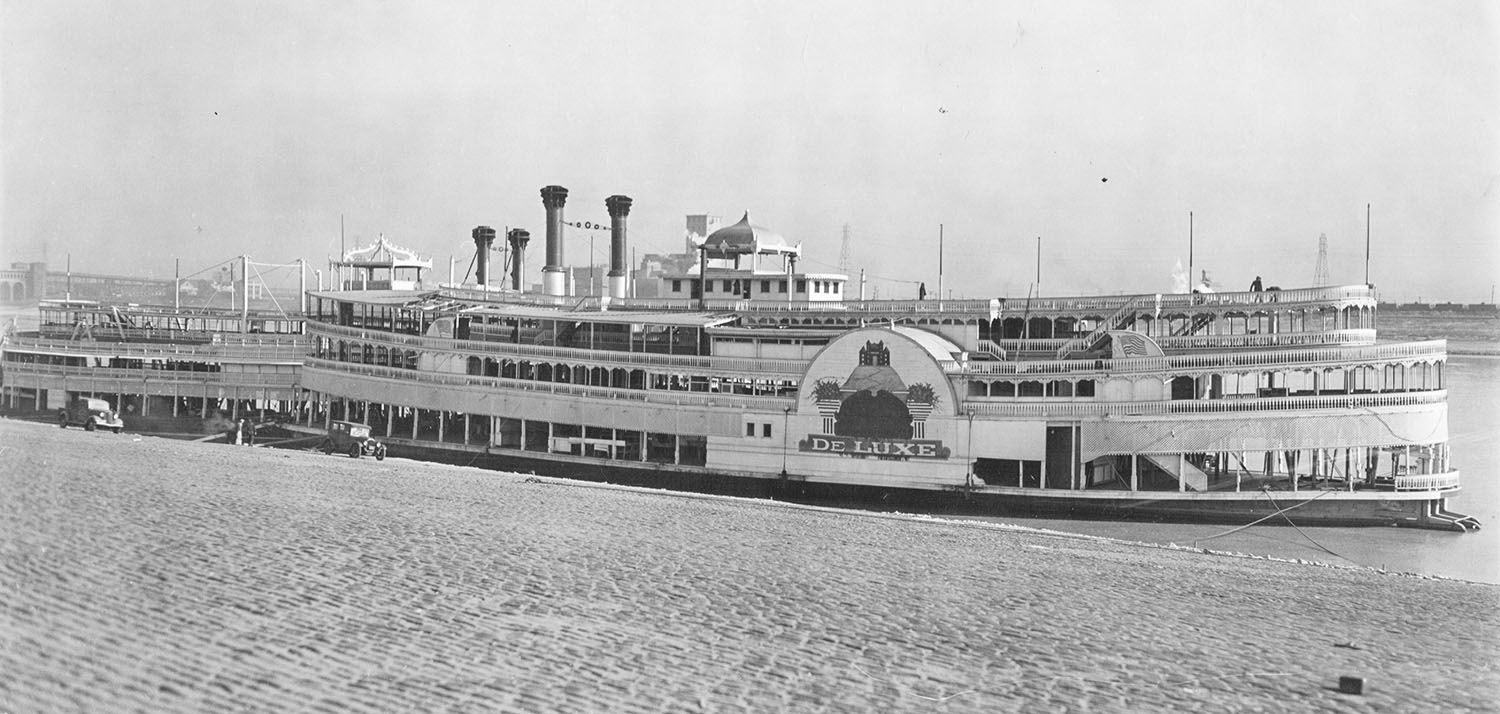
313,339,799,397
2,351,224,372
666,278,840,298
964,361,1443,399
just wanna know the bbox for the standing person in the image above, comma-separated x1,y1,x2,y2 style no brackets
918,282,927,301
1251,276,1263,292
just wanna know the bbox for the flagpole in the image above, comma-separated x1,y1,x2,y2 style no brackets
1364,203,1371,286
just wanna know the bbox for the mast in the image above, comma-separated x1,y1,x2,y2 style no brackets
1364,203,1371,286
937,224,944,304
1035,235,1042,297
241,254,250,331
1188,211,1194,293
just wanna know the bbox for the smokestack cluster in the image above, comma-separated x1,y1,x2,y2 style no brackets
605,195,632,299
471,225,496,287
540,185,569,296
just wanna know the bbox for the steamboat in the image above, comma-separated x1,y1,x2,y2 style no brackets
0,186,1479,531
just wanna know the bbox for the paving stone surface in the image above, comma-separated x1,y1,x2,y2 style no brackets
2,419,1497,713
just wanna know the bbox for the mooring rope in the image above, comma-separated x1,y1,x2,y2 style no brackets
1193,488,1353,564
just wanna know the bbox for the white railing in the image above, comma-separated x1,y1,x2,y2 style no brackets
423,284,1376,316
3,363,299,387
1395,472,1462,491
955,340,1447,377
961,390,1446,418
4,334,308,362
1154,329,1376,351
975,339,1007,360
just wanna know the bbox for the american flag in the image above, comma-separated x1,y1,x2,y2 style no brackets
1110,330,1162,358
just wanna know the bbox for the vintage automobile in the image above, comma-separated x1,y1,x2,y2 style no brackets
58,397,125,433
319,420,387,460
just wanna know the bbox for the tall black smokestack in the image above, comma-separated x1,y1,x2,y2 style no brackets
507,228,530,291
471,225,496,287
605,195,632,299
540,185,568,296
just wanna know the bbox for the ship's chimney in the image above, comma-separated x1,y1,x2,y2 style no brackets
471,225,496,287
540,185,569,296
507,228,530,291
605,195,632,299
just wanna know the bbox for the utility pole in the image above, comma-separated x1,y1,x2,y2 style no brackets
839,223,853,277
1314,233,1330,286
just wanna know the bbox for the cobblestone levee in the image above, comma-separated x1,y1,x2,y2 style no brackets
2,419,1497,713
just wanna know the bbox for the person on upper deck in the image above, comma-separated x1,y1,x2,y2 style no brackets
1251,276,1263,292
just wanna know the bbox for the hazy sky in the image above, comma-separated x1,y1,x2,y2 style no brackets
3,0,1496,302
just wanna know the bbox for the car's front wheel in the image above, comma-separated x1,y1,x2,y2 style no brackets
112,427,122,434
375,446,387,461
58,414,68,428
84,421,96,432
348,443,361,459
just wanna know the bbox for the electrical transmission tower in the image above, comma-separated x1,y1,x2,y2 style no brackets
1314,233,1330,285
839,223,853,276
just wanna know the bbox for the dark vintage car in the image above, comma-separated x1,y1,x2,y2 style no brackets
58,398,125,433
319,420,387,460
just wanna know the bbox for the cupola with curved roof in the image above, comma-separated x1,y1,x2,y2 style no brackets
699,212,800,259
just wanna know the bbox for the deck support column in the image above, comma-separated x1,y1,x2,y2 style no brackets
1130,454,1138,491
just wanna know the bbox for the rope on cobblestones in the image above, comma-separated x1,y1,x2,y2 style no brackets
1259,490,1353,562
1192,489,1351,565
851,664,975,701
